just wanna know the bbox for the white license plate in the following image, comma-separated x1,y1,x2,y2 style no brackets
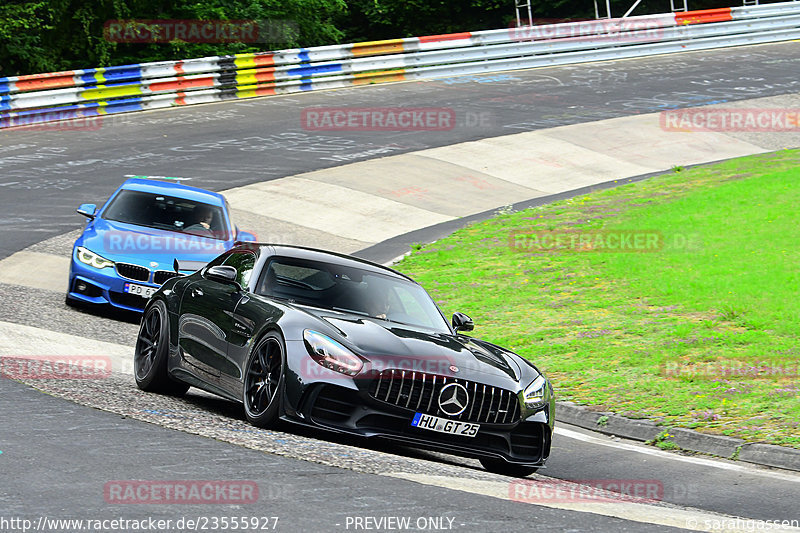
124,282,157,299
411,413,479,438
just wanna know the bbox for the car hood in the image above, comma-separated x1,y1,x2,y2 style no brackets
76,217,230,268
300,307,524,382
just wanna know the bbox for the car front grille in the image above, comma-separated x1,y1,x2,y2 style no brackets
368,370,521,425
154,270,179,285
116,262,150,282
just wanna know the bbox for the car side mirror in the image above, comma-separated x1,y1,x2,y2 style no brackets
452,312,474,333
235,228,257,242
205,265,241,290
173,258,208,275
77,203,97,220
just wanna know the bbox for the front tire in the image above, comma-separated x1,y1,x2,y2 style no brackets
480,457,538,477
243,331,286,428
134,300,189,396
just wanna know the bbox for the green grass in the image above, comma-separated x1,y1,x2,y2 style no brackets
395,149,800,448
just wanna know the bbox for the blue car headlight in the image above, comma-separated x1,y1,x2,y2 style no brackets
523,374,550,409
76,247,115,269
303,330,363,376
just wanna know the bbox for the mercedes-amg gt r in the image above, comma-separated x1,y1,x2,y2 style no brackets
134,244,554,476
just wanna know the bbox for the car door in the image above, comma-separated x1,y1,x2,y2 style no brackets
177,251,253,380
212,250,260,394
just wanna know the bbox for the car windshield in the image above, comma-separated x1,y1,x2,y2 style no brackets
257,256,450,332
102,189,229,240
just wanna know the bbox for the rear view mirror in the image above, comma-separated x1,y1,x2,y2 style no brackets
77,203,97,219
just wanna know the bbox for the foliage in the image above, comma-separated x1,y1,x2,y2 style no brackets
340,0,510,42
1,0,346,76
647,431,679,451
339,0,747,41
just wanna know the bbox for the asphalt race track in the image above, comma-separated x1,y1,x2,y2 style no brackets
2,42,800,532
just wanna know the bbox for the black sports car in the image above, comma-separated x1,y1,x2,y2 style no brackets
134,244,554,476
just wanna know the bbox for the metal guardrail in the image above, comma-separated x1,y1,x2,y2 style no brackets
2,2,800,129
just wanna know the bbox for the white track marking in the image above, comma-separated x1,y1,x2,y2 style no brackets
224,177,453,243
0,320,133,375
556,426,800,483
0,251,69,292
388,473,800,532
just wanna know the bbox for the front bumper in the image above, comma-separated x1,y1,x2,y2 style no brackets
293,382,552,466
67,258,157,312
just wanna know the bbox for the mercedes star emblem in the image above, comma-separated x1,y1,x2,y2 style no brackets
438,383,470,416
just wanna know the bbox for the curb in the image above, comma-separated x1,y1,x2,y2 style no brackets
555,401,800,472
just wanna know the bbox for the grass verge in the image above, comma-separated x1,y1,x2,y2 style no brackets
395,149,800,448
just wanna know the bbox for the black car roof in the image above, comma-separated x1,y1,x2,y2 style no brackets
234,243,415,282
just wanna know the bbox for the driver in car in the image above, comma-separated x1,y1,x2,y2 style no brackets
366,288,390,320
185,205,215,237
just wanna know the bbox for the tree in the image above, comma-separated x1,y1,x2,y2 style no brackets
1,0,347,77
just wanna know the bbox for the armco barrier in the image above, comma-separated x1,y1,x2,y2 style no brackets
2,2,800,129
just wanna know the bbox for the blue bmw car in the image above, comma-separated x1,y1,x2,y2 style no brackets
67,177,255,312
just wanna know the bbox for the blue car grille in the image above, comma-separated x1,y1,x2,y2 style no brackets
115,263,150,282
369,370,521,425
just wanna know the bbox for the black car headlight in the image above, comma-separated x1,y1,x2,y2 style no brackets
523,374,550,409
76,247,115,269
303,330,363,376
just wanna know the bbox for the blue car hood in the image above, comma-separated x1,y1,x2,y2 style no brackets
75,217,230,269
